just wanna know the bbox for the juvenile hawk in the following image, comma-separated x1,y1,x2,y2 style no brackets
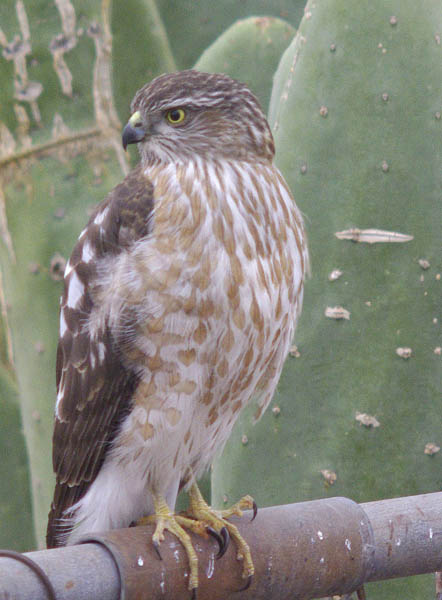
47,70,308,594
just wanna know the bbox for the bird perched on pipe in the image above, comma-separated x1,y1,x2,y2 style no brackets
47,69,309,595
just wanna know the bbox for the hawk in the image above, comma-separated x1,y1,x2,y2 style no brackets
47,70,308,594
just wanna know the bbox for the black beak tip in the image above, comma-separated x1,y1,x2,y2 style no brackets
122,123,145,150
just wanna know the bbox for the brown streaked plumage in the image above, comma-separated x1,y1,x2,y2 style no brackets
48,164,153,544
47,70,308,594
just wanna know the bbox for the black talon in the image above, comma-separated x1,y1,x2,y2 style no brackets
237,574,253,592
191,588,197,600
152,540,162,560
219,526,230,558
207,527,226,558
251,500,258,521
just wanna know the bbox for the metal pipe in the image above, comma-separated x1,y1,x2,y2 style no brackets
0,543,120,600
361,492,442,580
0,492,440,600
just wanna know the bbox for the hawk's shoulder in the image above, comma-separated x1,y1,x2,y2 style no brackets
48,164,153,547
84,163,154,255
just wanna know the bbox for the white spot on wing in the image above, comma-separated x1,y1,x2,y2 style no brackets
59,309,68,336
64,259,73,278
94,207,109,226
81,240,94,263
66,271,85,308
55,385,64,419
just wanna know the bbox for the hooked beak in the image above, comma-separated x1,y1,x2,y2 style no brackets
122,110,146,150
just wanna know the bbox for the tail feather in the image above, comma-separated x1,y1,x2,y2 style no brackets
46,481,84,548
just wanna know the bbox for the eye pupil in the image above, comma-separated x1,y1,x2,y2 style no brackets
166,108,186,124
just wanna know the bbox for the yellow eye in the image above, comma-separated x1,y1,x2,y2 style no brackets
166,108,186,124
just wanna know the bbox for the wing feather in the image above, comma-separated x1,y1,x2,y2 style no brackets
47,165,154,547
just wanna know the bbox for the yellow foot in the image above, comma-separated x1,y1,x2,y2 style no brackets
184,483,256,589
138,496,208,597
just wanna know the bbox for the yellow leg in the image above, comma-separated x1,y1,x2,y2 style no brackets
185,484,255,583
140,494,203,595
138,486,256,595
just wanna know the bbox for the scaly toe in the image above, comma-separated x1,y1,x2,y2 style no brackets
220,494,257,520
148,497,200,595
184,484,255,586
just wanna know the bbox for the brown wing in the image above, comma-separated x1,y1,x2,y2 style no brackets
47,165,154,547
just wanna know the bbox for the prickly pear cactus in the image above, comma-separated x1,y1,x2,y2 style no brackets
0,319,34,551
157,0,305,69
212,1,441,597
195,16,295,113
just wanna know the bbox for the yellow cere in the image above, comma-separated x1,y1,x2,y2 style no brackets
129,111,142,127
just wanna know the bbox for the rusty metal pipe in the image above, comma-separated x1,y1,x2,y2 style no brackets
361,492,442,581
0,492,440,600
84,496,374,600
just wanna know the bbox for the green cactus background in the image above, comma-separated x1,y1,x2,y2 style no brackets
0,1,439,598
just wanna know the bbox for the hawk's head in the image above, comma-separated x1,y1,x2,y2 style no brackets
122,70,274,163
